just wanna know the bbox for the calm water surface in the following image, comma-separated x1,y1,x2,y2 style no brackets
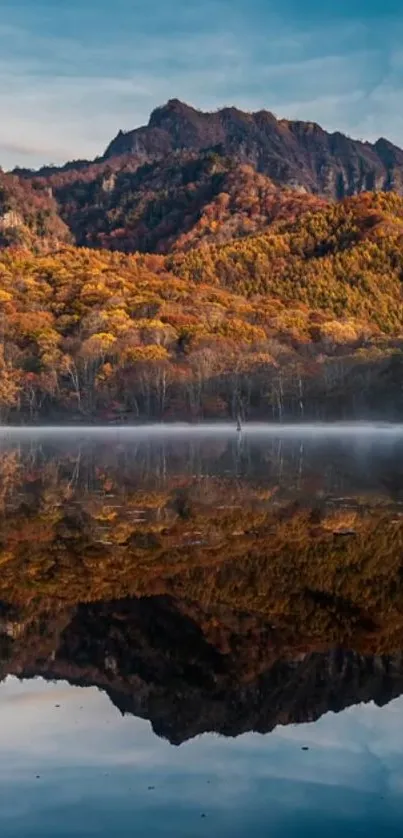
1,424,403,836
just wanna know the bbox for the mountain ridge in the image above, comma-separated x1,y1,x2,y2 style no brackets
12,99,403,201
101,99,403,198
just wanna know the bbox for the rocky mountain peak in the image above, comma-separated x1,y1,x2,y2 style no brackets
101,100,403,198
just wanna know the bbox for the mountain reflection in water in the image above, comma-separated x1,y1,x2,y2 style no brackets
1,427,403,745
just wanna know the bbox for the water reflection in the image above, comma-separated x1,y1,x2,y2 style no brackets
1,428,403,834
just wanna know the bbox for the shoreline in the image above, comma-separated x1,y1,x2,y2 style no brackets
1,421,403,436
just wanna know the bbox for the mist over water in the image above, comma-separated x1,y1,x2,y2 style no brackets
1,421,403,434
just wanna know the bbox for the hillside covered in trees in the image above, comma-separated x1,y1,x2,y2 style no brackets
0,191,403,422
24,152,325,254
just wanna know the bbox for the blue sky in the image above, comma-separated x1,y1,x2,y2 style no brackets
1,0,403,168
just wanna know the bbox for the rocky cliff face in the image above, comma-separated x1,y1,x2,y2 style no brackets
103,99,403,199
2,595,403,745
0,170,71,249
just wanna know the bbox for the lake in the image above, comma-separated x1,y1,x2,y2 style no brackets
1,424,403,836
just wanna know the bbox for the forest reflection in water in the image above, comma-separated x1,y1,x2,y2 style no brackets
0,426,403,742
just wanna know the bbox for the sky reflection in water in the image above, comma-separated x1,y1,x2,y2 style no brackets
0,677,403,837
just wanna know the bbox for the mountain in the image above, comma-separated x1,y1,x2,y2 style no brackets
1,101,403,422
10,99,403,255
103,99,403,199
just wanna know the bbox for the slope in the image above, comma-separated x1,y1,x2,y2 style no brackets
25,150,325,254
169,191,403,333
